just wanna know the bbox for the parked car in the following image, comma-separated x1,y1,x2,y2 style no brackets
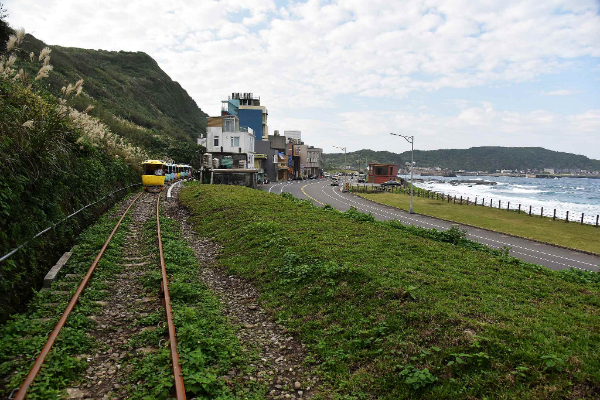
331,180,339,186
380,180,402,187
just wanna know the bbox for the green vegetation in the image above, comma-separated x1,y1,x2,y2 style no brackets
181,184,600,399
0,36,139,322
0,200,132,398
131,212,265,399
323,147,600,172
353,189,600,254
18,34,207,164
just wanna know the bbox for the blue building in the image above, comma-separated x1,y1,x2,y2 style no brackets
222,93,268,141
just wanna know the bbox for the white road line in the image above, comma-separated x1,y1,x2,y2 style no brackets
307,183,595,271
167,180,181,198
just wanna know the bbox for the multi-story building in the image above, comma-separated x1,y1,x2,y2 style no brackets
305,146,323,177
284,130,301,144
198,115,255,169
221,93,268,141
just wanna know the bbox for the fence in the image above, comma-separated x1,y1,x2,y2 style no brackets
348,184,599,227
0,183,142,263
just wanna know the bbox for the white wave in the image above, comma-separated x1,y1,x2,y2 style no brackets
511,188,547,194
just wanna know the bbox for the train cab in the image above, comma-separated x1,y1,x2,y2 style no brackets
141,160,166,191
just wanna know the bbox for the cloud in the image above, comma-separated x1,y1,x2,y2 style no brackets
541,89,580,96
4,0,599,158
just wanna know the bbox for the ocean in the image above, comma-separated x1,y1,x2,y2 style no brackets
402,175,600,225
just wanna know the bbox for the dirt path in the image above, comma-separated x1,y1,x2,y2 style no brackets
162,184,320,399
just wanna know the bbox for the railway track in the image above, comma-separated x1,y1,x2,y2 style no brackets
11,189,186,400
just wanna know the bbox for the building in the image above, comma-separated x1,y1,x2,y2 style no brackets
305,146,323,177
198,115,255,169
368,163,398,184
284,130,301,144
254,140,278,182
221,93,268,141
268,135,289,181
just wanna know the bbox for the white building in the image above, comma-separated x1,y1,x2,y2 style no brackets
198,115,255,169
284,130,301,144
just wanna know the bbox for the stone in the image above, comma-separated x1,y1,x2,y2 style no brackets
294,381,301,390
66,387,85,399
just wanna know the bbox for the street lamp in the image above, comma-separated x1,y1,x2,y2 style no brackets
390,133,415,214
333,145,347,187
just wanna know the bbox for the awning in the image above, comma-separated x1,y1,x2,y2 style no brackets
255,153,267,159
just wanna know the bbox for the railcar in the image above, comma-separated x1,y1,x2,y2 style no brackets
141,160,166,191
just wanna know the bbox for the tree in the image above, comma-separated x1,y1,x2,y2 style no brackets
0,3,10,53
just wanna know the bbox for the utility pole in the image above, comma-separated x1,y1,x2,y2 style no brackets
333,145,347,188
390,133,415,214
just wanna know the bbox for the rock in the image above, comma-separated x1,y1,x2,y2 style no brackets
66,387,85,399
298,390,303,397
275,384,283,390
294,381,301,390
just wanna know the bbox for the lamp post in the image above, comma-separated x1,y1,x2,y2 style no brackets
333,145,347,187
390,133,415,214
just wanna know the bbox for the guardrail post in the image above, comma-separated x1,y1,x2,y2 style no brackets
518,204,521,214
529,205,532,216
581,213,584,225
566,210,569,222
460,196,463,205
540,207,543,217
596,215,599,227
553,209,556,221
499,200,501,209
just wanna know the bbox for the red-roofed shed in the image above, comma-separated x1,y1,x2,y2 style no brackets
368,163,398,184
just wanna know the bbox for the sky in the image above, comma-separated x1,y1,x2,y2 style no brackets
6,0,600,158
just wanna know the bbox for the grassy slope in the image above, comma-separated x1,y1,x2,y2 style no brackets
323,147,600,172
354,191,600,254
180,184,600,400
19,34,207,150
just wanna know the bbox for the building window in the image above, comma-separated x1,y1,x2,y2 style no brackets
224,118,235,132
231,136,240,147
214,136,219,147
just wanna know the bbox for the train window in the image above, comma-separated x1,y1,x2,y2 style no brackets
143,164,164,176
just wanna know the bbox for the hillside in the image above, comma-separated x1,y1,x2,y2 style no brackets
180,184,600,399
324,147,600,172
17,34,206,161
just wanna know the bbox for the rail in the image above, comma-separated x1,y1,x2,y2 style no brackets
13,191,144,399
14,188,186,399
156,193,186,399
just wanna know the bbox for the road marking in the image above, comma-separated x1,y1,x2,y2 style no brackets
301,183,325,206
308,183,596,271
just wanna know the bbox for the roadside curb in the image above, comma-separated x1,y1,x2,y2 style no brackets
349,192,600,258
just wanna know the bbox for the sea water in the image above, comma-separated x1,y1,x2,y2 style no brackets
402,175,600,225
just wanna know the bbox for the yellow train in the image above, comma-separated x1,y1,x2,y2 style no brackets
141,160,166,191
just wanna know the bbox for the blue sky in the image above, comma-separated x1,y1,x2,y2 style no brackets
6,0,600,159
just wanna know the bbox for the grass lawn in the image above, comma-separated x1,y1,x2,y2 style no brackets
354,190,600,254
181,183,600,400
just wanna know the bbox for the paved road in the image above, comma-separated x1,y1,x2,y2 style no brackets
261,178,600,272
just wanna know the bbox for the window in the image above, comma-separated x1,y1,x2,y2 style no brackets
214,136,219,147
224,118,235,132
231,136,240,147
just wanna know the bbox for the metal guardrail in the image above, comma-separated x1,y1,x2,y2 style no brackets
0,183,141,263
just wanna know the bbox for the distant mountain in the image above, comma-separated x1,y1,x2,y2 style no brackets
18,34,207,157
323,147,600,172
